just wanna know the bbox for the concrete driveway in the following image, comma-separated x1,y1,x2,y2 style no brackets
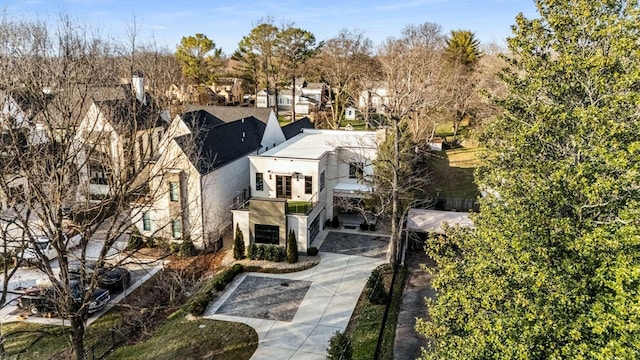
203,230,389,359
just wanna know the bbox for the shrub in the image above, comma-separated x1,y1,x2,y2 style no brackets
184,264,244,316
331,216,340,228
366,265,387,305
325,219,332,228
359,221,369,230
233,224,245,260
179,237,196,257
247,243,257,260
286,229,299,263
327,331,352,360
307,246,318,256
255,245,265,260
169,241,180,254
128,234,144,250
369,223,376,231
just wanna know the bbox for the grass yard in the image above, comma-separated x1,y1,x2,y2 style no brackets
109,310,257,360
344,265,407,360
428,145,485,199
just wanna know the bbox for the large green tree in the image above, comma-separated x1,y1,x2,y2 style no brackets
445,29,482,69
275,27,319,121
175,33,222,86
418,1,640,358
235,22,279,107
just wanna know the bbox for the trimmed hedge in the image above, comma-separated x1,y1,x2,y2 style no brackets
248,244,285,262
184,264,244,316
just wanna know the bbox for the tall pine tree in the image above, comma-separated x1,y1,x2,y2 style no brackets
418,1,640,358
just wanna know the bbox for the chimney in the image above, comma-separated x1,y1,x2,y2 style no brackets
132,70,146,105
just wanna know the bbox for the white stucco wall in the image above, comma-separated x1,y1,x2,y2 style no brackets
259,111,286,151
201,152,256,243
231,209,250,249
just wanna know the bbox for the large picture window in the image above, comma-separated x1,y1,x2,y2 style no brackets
256,172,264,191
255,224,279,245
305,176,313,194
169,182,179,202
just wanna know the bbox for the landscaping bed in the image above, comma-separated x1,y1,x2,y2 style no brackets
343,264,407,360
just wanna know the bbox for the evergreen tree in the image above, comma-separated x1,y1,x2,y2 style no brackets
419,1,640,359
233,224,245,260
444,29,482,69
286,229,298,263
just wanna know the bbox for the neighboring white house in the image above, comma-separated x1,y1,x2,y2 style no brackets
345,106,356,120
134,107,287,249
73,72,169,200
232,129,382,253
256,80,329,115
358,83,390,114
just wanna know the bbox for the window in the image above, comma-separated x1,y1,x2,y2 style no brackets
143,212,151,231
309,215,320,242
305,176,313,194
349,162,364,179
169,182,179,202
171,219,182,239
256,172,263,191
255,224,279,244
276,175,292,199
320,170,325,192
157,130,162,149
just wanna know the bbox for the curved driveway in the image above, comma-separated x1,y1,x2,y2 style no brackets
203,229,388,359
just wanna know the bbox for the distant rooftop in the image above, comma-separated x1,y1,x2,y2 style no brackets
258,129,378,160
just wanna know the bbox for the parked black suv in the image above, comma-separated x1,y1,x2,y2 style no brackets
16,281,110,316
68,260,131,291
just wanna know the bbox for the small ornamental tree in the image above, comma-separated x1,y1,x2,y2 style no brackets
233,224,245,260
366,265,387,305
286,229,299,263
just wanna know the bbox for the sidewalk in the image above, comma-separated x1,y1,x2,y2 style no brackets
393,250,434,360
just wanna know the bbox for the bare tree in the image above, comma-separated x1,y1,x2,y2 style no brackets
314,29,376,129
376,22,448,263
0,16,189,359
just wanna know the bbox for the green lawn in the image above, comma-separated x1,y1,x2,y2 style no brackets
345,265,407,360
428,146,484,199
109,310,257,360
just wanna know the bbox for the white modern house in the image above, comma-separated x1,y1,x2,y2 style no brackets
134,107,287,249
232,129,382,253
358,83,390,114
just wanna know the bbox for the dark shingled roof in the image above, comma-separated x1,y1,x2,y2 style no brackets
180,109,226,132
175,116,266,174
184,105,272,124
281,117,314,140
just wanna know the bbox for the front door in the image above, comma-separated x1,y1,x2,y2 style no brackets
276,175,292,199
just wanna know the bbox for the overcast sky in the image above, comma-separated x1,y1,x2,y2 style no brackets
2,0,539,55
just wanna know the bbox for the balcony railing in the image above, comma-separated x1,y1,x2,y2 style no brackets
287,192,318,215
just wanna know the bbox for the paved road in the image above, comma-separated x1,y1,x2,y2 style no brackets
203,229,389,359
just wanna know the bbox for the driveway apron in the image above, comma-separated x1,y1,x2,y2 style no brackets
203,230,388,359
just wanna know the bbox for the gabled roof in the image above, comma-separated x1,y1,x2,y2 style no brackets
88,83,166,133
281,117,314,140
184,105,273,124
175,116,266,174
180,109,226,132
